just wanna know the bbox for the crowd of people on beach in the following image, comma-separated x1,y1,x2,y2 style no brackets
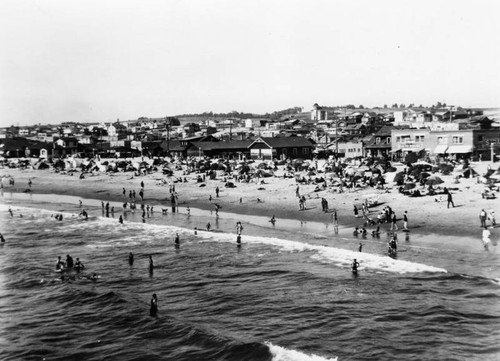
2,155,499,319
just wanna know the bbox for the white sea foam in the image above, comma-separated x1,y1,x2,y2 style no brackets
196,229,447,274
266,342,338,361
0,204,447,274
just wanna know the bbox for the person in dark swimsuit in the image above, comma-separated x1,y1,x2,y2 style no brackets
150,293,158,317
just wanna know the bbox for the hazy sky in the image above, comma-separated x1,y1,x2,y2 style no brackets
1,0,499,126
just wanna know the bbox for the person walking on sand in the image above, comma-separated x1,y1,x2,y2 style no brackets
488,210,496,226
403,211,409,230
333,210,339,232
480,209,487,228
391,212,398,231
447,191,455,208
482,226,491,250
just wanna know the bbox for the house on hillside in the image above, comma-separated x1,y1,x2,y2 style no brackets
311,103,328,121
248,136,314,160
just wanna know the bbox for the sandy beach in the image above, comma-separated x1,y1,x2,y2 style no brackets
1,160,498,240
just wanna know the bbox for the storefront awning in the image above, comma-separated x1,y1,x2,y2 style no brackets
447,145,472,154
434,145,448,154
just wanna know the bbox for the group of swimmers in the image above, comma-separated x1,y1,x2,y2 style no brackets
56,254,85,271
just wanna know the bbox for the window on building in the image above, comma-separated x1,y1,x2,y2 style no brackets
376,137,381,144
415,135,425,142
396,136,401,143
304,148,309,155
452,136,463,144
293,148,298,156
386,137,391,144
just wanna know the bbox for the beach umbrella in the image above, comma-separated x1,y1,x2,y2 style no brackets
426,176,443,186
427,174,443,182
393,171,405,184
489,172,500,180
344,167,355,176
404,182,416,190
419,172,431,180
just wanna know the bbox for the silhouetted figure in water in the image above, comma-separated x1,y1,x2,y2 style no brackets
236,235,241,248
0,233,5,242
174,232,180,249
149,256,154,274
119,215,123,224
351,259,360,274
128,252,134,266
150,293,158,317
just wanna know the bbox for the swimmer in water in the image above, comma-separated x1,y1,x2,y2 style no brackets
351,259,360,273
206,222,211,231
56,256,65,270
74,258,85,271
128,252,134,265
149,256,154,273
150,293,158,317
270,215,276,226
0,233,5,242
174,232,180,248
88,273,98,281
119,215,123,224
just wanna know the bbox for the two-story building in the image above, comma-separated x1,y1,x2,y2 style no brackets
364,126,393,158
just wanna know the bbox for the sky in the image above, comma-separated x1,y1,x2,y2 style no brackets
0,0,499,126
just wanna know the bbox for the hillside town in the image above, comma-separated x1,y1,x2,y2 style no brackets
1,104,499,164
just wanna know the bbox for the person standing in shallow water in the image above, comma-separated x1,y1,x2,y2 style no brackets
149,256,154,273
128,252,134,265
150,293,158,317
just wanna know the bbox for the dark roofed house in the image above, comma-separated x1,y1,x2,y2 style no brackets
0,137,50,158
187,140,253,160
364,125,393,158
161,135,219,158
248,136,315,160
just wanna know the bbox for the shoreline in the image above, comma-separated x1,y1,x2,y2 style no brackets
1,165,499,241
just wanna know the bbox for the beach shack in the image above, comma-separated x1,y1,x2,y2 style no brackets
248,136,315,160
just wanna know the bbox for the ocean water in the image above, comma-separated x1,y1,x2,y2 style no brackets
0,193,499,361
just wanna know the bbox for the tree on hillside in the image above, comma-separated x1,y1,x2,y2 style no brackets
392,103,398,108
383,104,388,108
